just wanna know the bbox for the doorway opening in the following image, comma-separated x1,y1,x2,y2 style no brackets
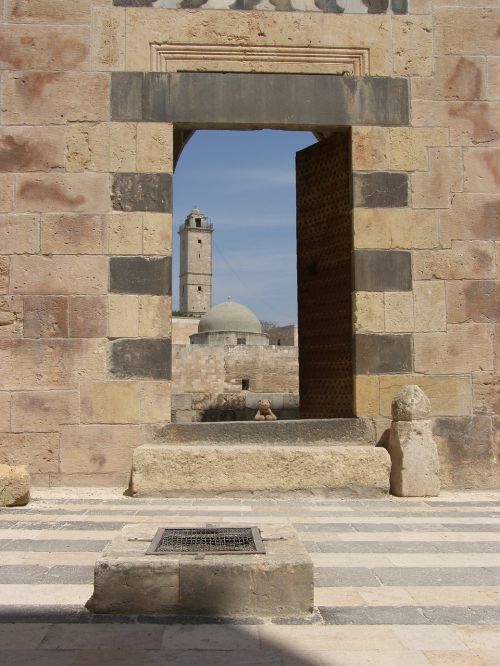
171,129,353,421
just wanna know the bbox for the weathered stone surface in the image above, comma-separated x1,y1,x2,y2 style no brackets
60,424,141,475
0,392,10,431
0,25,90,71
108,294,139,338
108,213,142,254
109,122,137,172
439,194,500,247
41,214,105,254
0,339,106,390
354,250,412,291
472,372,500,416
0,126,65,172
139,295,171,337
389,127,448,171
68,296,107,338
353,173,408,208
393,16,433,76
6,0,108,24
356,334,413,375
351,127,390,172
91,6,126,71
387,419,440,497
111,72,410,127
413,281,446,332
16,174,110,213
415,324,494,374
23,296,68,338
354,292,384,333
130,444,390,496
495,324,500,371
413,241,496,280
111,174,171,213
2,72,110,124
11,256,108,295
353,208,439,250
143,213,171,256
0,215,40,254
0,432,59,473
412,56,486,101
11,390,79,432
109,338,172,379
65,123,109,173
354,375,379,417
81,381,141,424
86,523,314,618
379,375,472,418
151,418,376,446
446,281,500,324
0,257,8,294
391,384,431,421
109,256,171,295
384,292,414,333
412,147,462,208
433,416,497,489
464,148,500,194
0,295,22,339
435,8,500,57
136,123,173,173
488,57,500,100
0,464,30,507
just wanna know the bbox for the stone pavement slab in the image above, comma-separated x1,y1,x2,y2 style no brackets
0,489,498,665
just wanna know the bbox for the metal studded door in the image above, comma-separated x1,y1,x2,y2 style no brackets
296,132,354,418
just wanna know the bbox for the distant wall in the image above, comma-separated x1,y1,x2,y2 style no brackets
267,325,298,347
172,317,200,345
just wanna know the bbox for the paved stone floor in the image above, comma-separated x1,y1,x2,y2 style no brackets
0,489,499,665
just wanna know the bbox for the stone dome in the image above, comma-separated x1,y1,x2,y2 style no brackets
198,299,262,334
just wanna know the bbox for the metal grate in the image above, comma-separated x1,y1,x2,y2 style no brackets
146,527,265,555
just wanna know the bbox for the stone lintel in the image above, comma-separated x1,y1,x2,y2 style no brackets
110,73,410,128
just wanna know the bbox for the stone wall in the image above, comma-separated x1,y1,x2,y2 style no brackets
172,345,299,394
172,316,200,344
0,1,497,488
267,325,298,346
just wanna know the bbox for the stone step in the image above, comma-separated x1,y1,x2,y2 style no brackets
129,444,390,498
149,418,376,447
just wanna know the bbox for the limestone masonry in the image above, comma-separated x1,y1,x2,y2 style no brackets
0,0,498,490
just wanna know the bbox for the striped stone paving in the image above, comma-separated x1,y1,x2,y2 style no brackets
0,489,499,665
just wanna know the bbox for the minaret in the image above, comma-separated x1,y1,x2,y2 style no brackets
178,208,213,315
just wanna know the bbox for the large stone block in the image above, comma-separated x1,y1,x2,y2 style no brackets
393,16,433,76
136,123,173,173
111,174,171,213
0,25,90,71
109,122,137,172
60,424,141,474
472,372,500,416
355,334,413,374
354,375,379,417
435,8,500,57
0,464,30,507
415,324,493,374
139,295,171,337
11,390,79,432
353,173,408,208
15,174,109,214
384,292,414,333
412,147,462,208
108,294,139,338
108,213,142,254
488,56,500,100
130,444,390,497
464,148,500,194
353,208,439,250
91,6,126,71
0,257,9,293
86,523,313,618
354,250,412,291
413,241,496,280
0,296,22,340
351,127,390,172
0,126,65,172
413,281,446,332
353,292,384,333
23,296,68,339
440,195,499,247
109,338,172,379
11,256,108,295
412,56,486,101
2,72,110,124
69,296,107,338
0,215,40,254
446,281,500,324
65,123,110,173
389,128,448,171
143,213,171,256
41,214,106,254
0,432,59,474
80,381,141,424
379,374,472,418
109,256,171,295
6,0,107,24
0,393,10,431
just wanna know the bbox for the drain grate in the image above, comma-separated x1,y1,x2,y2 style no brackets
146,526,265,555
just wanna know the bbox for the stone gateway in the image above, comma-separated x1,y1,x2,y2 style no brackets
0,1,497,491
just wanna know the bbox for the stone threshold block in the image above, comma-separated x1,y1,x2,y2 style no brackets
129,444,391,497
86,523,314,617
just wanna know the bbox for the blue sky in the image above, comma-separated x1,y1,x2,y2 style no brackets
173,130,315,325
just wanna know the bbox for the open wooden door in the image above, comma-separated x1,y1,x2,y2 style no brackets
296,132,354,418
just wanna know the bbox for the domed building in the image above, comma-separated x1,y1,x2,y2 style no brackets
190,298,269,346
